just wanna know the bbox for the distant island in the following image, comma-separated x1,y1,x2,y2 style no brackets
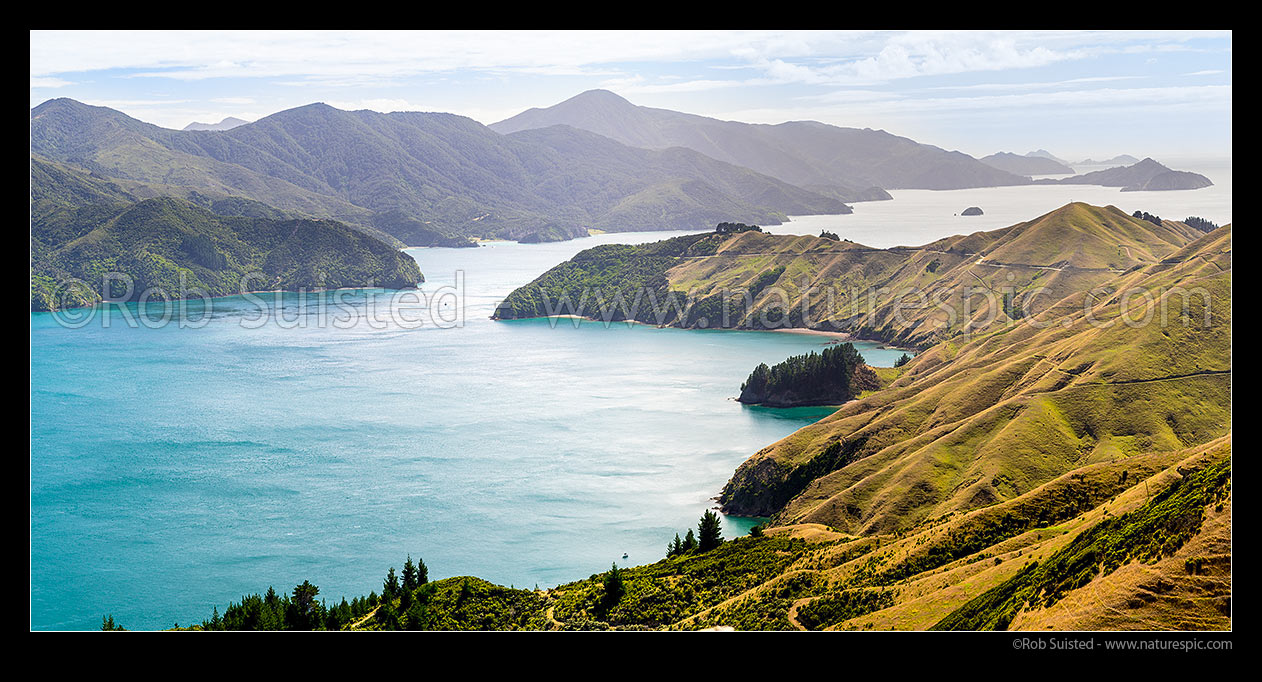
961,206,984,216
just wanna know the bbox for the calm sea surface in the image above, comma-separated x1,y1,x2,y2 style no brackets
30,167,1229,630
767,160,1231,247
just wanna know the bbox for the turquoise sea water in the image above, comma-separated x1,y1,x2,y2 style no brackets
30,229,909,630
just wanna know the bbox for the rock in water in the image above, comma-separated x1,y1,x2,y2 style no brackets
961,206,984,216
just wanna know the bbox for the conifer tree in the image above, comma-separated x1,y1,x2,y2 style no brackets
698,510,724,551
600,563,626,618
403,556,418,593
383,567,400,602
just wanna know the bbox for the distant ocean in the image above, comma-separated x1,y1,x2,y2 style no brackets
30,164,1228,630
768,159,1231,248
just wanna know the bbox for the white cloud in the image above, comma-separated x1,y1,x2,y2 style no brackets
32,30,1227,84
30,30,800,80
30,77,73,89
718,84,1232,128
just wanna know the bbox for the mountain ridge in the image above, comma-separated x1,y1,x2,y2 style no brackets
183,116,251,131
31,97,850,245
491,89,1032,194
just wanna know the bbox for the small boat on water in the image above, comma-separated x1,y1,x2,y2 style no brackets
622,553,629,559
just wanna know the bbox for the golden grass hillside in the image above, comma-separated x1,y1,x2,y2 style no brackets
720,223,1230,537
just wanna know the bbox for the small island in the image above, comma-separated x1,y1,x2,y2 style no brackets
961,206,984,216
738,342,880,407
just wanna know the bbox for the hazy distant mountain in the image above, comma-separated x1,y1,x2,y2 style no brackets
183,116,251,131
1024,149,1071,165
491,89,1030,194
979,152,1074,176
1074,154,1140,167
1045,158,1212,191
31,98,848,244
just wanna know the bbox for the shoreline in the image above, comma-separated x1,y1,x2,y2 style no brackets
496,314,920,353
30,284,421,315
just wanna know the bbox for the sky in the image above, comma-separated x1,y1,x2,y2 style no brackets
29,30,1232,161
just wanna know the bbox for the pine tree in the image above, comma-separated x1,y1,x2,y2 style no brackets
403,556,418,593
383,567,400,602
416,556,429,585
289,580,321,630
683,529,697,551
600,563,625,618
698,510,724,551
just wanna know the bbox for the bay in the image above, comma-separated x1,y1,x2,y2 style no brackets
32,166,1228,630
30,229,900,631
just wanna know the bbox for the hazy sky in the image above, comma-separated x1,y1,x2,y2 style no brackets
30,30,1231,161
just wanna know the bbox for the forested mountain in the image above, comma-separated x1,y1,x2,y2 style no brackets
31,98,850,245
31,195,422,311
491,89,1032,193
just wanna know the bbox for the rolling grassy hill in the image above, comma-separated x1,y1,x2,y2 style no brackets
494,203,1206,349
477,204,1231,630
718,221,1229,529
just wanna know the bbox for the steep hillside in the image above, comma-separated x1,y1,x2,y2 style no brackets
491,90,1030,193
31,98,849,244
718,224,1229,534
31,196,423,311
